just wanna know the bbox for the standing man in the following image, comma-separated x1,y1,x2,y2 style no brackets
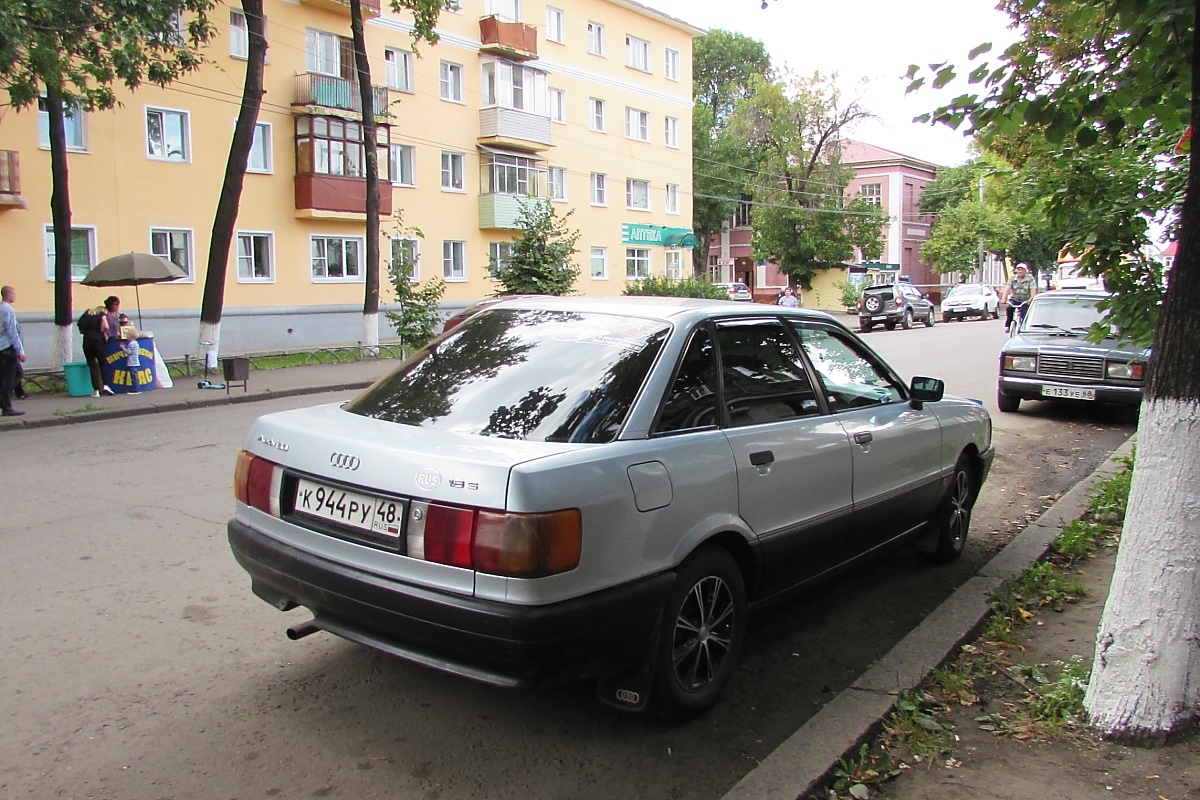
1001,263,1037,330
0,285,27,416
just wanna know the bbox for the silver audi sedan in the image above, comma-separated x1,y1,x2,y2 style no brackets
228,296,994,719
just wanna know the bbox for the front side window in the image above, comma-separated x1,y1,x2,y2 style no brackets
589,97,606,132
311,235,363,281
591,172,607,205
443,240,466,280
230,9,249,58
237,231,273,281
440,61,464,102
792,324,904,412
625,107,649,141
664,116,679,148
247,121,272,172
43,225,95,281
625,35,650,71
390,143,415,186
385,48,414,92
590,246,607,279
664,47,680,81
345,309,670,443
548,166,567,200
441,151,465,191
626,247,650,279
146,107,189,162
587,21,605,55
37,96,86,150
717,319,821,427
545,6,564,43
665,183,680,214
150,228,192,279
391,237,419,282
626,178,650,211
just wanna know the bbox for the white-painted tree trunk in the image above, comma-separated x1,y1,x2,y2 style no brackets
52,324,72,370
360,312,379,355
198,320,221,372
1084,398,1200,741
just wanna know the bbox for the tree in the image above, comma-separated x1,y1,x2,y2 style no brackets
383,229,445,355
0,0,215,368
910,0,1197,743
691,30,773,270
728,72,888,289
490,199,581,296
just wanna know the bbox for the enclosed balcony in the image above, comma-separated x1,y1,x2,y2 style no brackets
479,15,538,61
299,0,380,18
478,152,545,229
0,150,27,210
294,73,388,120
294,115,393,218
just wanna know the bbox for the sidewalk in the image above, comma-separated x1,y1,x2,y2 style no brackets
0,357,394,432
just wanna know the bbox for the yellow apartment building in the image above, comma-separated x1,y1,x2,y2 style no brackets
0,0,701,366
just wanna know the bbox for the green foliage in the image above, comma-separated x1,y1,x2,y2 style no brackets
1053,520,1110,563
830,743,901,795
833,279,861,309
1087,466,1133,526
490,199,581,296
384,233,446,353
623,276,727,299
881,693,958,762
1024,656,1090,727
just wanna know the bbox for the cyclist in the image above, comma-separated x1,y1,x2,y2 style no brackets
1001,263,1037,332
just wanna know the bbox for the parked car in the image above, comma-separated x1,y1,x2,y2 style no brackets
229,296,994,718
997,289,1149,413
713,281,753,301
858,282,936,331
442,296,509,333
940,283,1001,322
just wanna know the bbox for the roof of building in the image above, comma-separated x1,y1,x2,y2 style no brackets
840,140,942,173
607,0,706,36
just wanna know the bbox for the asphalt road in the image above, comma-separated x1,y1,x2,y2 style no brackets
0,316,1135,800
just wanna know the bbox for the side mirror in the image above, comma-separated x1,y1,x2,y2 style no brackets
909,376,944,409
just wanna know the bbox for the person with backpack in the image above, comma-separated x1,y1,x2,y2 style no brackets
79,295,120,396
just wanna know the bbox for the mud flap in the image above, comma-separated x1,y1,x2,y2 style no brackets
595,626,660,713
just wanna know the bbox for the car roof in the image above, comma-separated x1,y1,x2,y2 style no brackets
472,294,837,325
1031,288,1111,301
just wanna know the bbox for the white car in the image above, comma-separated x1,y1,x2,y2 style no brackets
940,283,1001,322
713,282,752,301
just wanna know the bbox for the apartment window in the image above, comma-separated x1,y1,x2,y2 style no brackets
295,115,386,178
489,241,513,277
860,182,882,205
443,240,466,280
548,166,567,200
311,235,363,280
666,183,680,214
230,9,248,58
146,107,189,162
42,225,95,281
549,88,566,123
440,61,464,102
626,248,651,280
590,172,607,205
487,0,520,21
664,47,680,81
625,35,651,72
626,178,650,211
590,247,608,279
391,237,419,281
390,143,415,186
37,97,86,150
587,21,605,55
154,11,186,46
385,48,414,92
545,6,564,43
664,116,679,148
485,153,541,196
665,249,683,279
247,121,272,172
441,151,465,191
150,228,193,278
625,107,649,141
589,98,606,132
306,28,345,77
482,60,547,114
734,194,752,227
237,231,273,281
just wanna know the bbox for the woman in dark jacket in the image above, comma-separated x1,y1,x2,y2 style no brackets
80,296,120,396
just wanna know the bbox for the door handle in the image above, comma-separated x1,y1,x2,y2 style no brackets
749,450,774,466
853,430,873,445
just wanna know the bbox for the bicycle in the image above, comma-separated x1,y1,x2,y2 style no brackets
1006,300,1029,336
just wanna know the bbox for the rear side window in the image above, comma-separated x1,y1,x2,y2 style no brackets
346,309,669,443
715,319,821,426
657,327,718,434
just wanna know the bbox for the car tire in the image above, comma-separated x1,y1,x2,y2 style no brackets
926,456,975,563
942,313,951,323
863,295,883,314
991,305,1000,319
924,309,935,327
651,547,746,721
997,391,1021,413
860,320,873,333
901,310,914,330
884,321,897,331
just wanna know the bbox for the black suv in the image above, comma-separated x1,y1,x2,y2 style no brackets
858,283,936,332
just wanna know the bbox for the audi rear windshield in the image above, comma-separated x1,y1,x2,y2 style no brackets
345,309,670,443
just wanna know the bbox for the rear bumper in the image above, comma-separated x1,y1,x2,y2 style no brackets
998,375,1143,406
227,519,673,687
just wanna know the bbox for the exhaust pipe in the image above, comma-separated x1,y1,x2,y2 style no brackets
286,619,320,640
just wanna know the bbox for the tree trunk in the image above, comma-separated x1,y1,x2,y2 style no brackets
199,0,266,365
1083,0,1200,743
350,0,380,352
45,85,74,369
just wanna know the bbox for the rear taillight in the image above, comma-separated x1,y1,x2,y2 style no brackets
234,450,281,515
408,502,581,578
420,503,476,568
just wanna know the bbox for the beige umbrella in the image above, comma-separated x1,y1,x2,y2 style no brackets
81,252,188,327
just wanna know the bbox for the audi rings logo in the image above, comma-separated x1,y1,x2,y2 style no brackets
329,452,361,470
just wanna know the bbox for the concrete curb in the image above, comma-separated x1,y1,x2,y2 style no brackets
721,434,1137,800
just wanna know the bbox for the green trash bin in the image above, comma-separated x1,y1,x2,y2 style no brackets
64,361,93,397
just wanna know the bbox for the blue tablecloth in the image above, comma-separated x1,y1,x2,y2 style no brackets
103,336,157,394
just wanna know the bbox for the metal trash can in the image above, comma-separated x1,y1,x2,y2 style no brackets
222,357,250,394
